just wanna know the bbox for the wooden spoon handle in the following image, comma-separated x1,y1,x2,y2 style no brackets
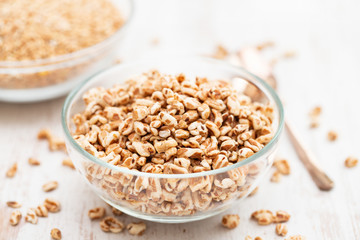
285,120,334,191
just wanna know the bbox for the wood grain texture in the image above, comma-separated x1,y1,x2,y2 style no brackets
1,0,360,239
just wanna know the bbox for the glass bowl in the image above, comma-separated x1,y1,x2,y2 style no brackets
0,0,133,103
62,57,284,223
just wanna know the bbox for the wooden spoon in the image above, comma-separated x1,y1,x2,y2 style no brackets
235,46,334,191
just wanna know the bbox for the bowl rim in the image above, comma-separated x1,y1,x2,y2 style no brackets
0,0,134,68
61,56,284,179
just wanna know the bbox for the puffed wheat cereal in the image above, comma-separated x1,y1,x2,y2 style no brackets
9,210,22,226
0,0,124,89
127,222,147,236
327,131,338,141
25,208,38,224
6,163,17,178
270,171,281,182
35,205,48,217
88,207,106,220
28,158,40,166
7,201,22,208
275,223,288,236
251,209,274,225
44,198,61,213
62,158,75,169
42,181,58,192
51,228,62,240
345,156,358,168
273,159,290,175
222,214,240,229
38,129,66,152
100,217,124,233
273,210,290,223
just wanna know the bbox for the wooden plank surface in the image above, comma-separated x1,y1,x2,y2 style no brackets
1,0,360,239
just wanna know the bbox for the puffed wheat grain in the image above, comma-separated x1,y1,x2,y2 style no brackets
275,223,288,236
51,228,62,240
42,181,58,192
7,201,21,208
127,222,147,236
345,156,358,168
222,214,240,229
28,158,40,166
62,158,75,169
6,163,17,178
100,217,124,233
270,171,281,182
274,210,290,223
25,208,38,224
44,198,61,213
251,209,274,225
35,205,48,217
88,207,106,220
327,131,338,141
10,210,22,226
273,159,290,175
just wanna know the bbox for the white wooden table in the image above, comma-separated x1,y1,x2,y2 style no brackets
1,0,360,239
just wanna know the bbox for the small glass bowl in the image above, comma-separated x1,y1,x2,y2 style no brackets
0,0,133,103
62,57,284,223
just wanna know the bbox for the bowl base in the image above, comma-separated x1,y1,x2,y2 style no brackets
101,196,231,223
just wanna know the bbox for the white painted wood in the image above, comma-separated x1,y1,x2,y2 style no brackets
1,0,360,239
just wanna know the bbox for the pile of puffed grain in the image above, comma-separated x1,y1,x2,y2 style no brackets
72,70,275,174
0,0,124,61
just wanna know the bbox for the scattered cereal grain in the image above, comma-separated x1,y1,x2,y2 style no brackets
275,223,288,236
62,158,75,169
273,159,290,175
9,210,22,226
35,205,48,217
274,210,291,223
271,171,281,183
127,222,147,236
251,210,274,225
345,156,358,168
28,158,40,166
44,198,61,213
88,207,106,220
7,201,21,208
327,131,338,141
51,228,62,240
222,214,240,229
6,163,17,178
100,217,124,233
25,208,38,224
42,181,58,192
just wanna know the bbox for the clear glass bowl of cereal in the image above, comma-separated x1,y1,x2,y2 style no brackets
62,56,284,223
0,0,133,102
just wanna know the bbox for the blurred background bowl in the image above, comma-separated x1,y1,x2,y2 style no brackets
62,57,284,223
0,0,133,103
